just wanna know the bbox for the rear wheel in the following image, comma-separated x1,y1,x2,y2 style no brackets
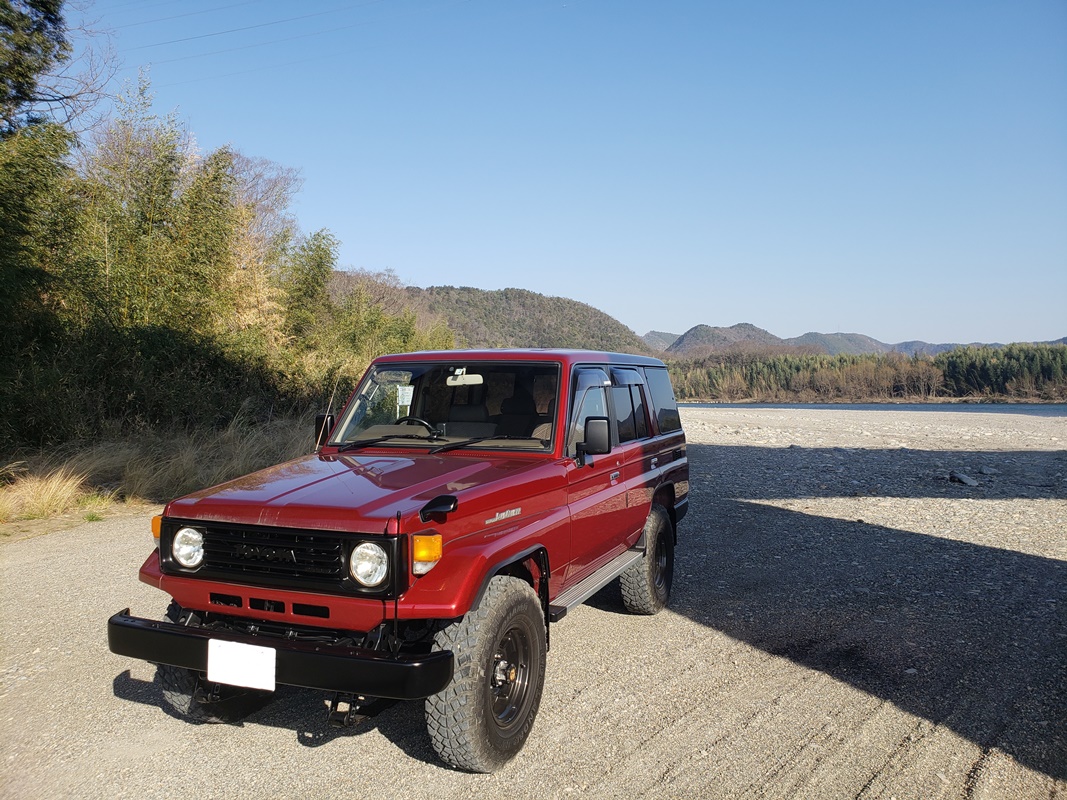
620,504,674,614
425,576,547,772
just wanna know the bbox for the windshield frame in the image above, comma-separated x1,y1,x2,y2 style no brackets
327,359,562,454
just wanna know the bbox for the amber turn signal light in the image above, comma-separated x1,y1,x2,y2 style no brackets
412,534,443,575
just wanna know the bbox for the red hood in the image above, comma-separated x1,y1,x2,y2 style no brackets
166,451,559,532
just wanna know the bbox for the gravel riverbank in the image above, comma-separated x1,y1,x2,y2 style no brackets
1,405,1064,798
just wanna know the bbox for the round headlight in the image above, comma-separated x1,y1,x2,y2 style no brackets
172,527,205,568
349,542,388,586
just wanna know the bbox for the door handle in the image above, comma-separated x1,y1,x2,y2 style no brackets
650,457,658,468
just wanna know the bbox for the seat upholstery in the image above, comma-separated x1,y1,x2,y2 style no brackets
447,404,496,438
494,393,538,436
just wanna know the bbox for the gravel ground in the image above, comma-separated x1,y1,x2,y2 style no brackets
1,405,1064,799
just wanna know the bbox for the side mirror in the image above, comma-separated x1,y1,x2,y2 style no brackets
420,494,459,523
576,416,611,466
314,413,335,449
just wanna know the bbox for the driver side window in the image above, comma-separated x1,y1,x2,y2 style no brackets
568,386,608,454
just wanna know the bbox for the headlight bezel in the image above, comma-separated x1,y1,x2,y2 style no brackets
171,526,205,569
348,541,390,587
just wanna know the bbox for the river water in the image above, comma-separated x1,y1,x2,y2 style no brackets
682,402,1067,418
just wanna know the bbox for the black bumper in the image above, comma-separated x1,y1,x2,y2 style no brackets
107,610,453,700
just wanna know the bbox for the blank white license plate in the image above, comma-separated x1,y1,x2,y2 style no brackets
207,639,277,691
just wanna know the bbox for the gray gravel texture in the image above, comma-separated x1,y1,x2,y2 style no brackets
1,405,1065,799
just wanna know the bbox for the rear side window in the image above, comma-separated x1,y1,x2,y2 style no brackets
611,384,650,442
631,385,649,438
611,386,637,442
645,367,681,433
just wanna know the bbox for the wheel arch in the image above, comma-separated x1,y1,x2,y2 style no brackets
470,545,552,648
651,483,678,543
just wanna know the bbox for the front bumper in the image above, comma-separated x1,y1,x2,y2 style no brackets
107,610,453,699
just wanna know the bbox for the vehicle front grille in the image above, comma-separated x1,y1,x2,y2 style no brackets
160,520,400,596
203,526,345,582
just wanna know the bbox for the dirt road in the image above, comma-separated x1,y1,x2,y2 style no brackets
2,405,1064,798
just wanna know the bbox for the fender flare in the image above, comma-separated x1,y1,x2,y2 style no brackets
651,482,678,542
470,545,552,648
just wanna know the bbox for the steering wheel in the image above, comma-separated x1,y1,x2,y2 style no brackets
394,415,436,435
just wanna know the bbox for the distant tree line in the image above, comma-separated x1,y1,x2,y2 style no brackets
668,345,1067,403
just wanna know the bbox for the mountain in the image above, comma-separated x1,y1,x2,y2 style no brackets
642,331,681,351
666,323,785,355
380,278,1064,359
414,286,654,354
662,324,1048,358
890,341,985,357
786,332,891,356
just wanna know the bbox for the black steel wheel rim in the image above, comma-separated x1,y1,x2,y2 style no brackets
653,534,670,595
489,624,532,729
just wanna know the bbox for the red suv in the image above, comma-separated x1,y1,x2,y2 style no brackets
109,349,689,772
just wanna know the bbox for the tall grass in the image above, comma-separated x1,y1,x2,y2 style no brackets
0,415,314,524
0,464,98,521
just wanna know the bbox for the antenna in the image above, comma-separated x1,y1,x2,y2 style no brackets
314,368,344,453
393,510,402,649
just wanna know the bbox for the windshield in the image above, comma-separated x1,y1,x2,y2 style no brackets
330,361,560,452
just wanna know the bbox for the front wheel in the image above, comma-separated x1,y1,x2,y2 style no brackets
157,604,273,723
425,576,547,772
158,664,273,723
620,504,674,614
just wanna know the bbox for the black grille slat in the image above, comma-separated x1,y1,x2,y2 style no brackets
202,526,346,581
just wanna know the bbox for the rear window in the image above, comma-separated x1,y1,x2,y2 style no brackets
644,367,681,433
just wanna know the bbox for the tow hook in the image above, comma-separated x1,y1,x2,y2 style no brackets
327,693,395,728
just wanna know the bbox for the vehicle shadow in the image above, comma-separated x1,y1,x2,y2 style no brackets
658,442,1067,780
111,669,440,762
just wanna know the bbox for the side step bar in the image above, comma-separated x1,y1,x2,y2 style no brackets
548,546,644,622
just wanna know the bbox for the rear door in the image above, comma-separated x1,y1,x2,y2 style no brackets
607,368,657,545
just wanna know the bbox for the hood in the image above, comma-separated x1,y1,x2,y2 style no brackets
166,451,559,532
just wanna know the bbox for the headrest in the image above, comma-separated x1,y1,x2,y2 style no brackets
500,394,536,415
449,403,488,422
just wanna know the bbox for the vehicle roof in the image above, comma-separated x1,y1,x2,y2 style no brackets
372,349,667,369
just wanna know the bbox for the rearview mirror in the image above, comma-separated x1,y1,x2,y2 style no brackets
446,373,484,386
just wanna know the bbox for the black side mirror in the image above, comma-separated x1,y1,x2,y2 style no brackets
314,413,335,449
420,494,459,523
576,416,611,466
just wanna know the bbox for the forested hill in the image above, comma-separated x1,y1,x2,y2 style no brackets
645,323,1051,358
413,286,654,354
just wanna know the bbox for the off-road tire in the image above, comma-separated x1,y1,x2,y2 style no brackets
157,605,273,724
157,663,272,723
620,504,674,614
425,576,547,772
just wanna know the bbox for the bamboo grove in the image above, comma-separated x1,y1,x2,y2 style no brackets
2,72,452,449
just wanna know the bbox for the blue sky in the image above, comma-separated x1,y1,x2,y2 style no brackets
80,0,1066,344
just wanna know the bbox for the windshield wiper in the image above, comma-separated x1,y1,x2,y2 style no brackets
429,435,549,455
336,433,438,453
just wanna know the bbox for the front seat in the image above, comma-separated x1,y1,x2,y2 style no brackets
446,403,497,438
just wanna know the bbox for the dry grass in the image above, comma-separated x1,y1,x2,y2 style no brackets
0,465,96,522
0,415,314,524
